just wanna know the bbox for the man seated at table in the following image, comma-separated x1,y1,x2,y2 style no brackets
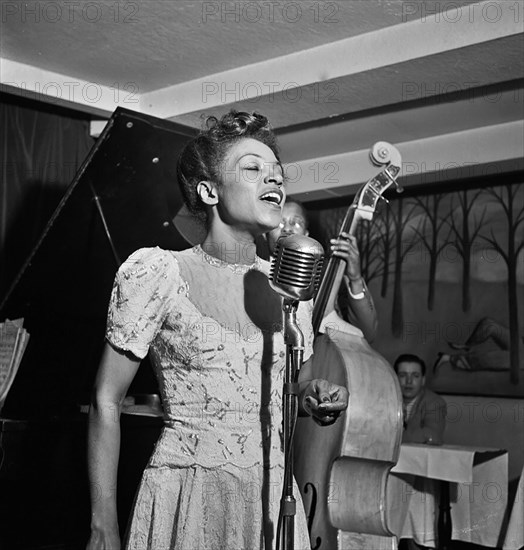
394,354,446,445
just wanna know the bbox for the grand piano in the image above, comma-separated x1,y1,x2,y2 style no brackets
0,108,197,549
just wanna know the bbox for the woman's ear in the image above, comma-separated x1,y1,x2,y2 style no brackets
197,181,219,206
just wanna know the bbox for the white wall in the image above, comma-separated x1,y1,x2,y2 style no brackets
443,395,524,482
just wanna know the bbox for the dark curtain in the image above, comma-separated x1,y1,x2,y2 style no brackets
0,93,94,299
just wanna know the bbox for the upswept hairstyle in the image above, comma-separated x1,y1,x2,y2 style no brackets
176,110,280,225
393,354,426,376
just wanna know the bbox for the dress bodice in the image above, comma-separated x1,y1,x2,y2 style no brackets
106,246,314,470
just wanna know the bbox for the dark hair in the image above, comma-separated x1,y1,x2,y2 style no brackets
176,110,280,225
393,354,426,376
284,198,309,228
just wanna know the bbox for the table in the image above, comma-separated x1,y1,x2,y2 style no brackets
503,464,524,550
388,443,508,549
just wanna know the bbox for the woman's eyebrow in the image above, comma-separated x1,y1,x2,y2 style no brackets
238,153,280,164
238,153,263,160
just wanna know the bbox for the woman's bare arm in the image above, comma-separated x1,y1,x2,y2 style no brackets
86,343,140,549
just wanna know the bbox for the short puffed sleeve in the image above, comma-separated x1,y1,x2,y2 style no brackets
106,247,180,359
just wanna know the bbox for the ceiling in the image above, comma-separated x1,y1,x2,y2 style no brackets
1,0,523,201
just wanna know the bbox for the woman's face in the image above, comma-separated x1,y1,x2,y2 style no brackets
266,202,308,254
216,138,285,234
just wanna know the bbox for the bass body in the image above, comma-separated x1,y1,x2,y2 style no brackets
294,316,402,549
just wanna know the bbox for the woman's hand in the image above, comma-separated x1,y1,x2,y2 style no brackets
300,379,349,426
330,232,362,283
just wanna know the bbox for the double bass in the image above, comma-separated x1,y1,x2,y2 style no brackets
294,142,404,549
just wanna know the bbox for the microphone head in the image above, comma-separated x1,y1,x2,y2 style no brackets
269,234,324,301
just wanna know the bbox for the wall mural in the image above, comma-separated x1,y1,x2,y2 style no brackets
314,180,524,397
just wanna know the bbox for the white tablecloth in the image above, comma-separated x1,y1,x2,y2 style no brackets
388,443,508,548
503,464,524,550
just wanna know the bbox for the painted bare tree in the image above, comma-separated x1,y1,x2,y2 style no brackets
373,206,395,298
388,196,420,337
412,193,452,310
446,189,487,312
354,218,385,285
479,184,524,385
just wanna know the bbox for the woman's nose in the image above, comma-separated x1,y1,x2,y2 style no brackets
264,168,283,186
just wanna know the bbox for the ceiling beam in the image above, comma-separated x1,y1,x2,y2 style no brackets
143,0,522,120
287,121,524,201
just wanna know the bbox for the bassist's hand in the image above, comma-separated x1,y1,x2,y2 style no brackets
300,379,349,426
330,232,364,290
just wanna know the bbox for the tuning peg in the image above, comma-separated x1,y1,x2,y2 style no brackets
393,179,404,194
384,164,404,194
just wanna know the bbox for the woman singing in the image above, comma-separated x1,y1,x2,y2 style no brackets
86,110,348,549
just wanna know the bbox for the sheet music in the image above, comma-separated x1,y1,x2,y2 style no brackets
0,318,30,407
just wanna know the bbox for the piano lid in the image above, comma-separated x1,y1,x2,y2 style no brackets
0,107,198,419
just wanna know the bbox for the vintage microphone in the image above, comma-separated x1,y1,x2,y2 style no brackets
270,234,325,301
269,234,324,550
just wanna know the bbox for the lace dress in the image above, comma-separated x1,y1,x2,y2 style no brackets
106,246,313,550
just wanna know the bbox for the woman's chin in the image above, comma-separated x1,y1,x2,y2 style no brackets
259,215,282,234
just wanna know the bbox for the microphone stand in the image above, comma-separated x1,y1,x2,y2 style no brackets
279,297,304,550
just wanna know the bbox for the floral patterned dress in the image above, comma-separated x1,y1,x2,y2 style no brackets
106,245,313,550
